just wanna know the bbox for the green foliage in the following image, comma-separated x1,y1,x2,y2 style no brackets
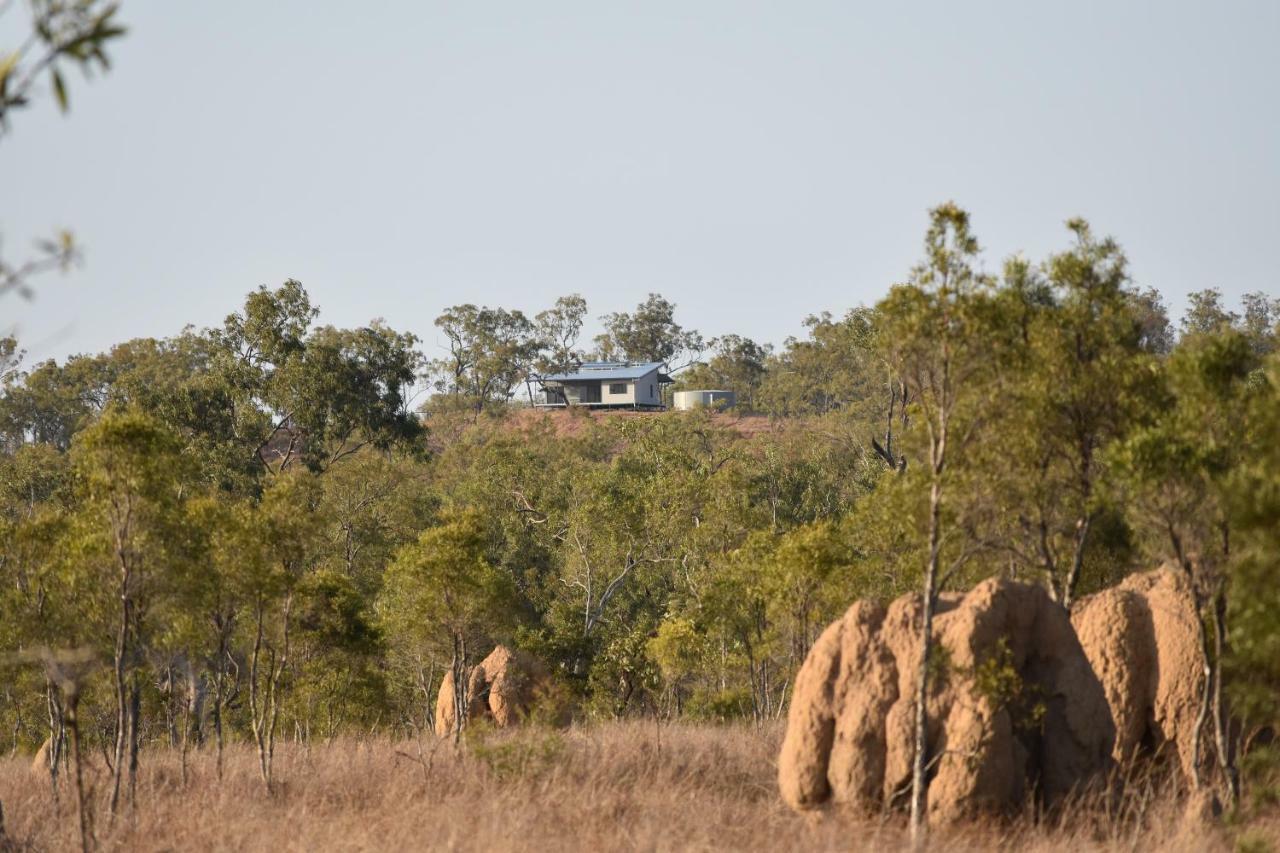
1234,828,1276,853
595,293,703,368
0,1,126,129
534,294,589,375
984,219,1156,604
378,506,519,687
648,617,705,687
431,303,541,410
971,638,1046,734
289,570,388,735
1,1,126,307
757,309,877,417
685,687,753,722
925,643,953,689
676,335,772,411
1223,357,1280,733
467,726,566,782
1240,745,1280,817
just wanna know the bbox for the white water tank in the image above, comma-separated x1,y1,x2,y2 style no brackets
673,390,736,411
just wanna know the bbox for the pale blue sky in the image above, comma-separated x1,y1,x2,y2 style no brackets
4,1,1278,365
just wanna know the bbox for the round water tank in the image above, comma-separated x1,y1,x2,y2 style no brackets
673,390,736,411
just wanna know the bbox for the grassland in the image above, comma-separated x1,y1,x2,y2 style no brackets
0,722,1269,852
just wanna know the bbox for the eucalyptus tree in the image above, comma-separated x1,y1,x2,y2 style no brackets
758,308,879,418
69,409,190,812
180,495,259,780
534,294,590,375
595,293,704,370
876,202,1003,840
315,451,437,592
244,470,328,790
1128,286,1176,355
0,441,74,779
288,568,386,740
378,508,516,741
0,353,111,450
430,304,541,411
1224,352,1280,781
1112,327,1260,806
1181,288,1239,336
215,282,425,476
1239,291,1280,358
991,220,1155,606
0,503,74,784
273,322,425,471
676,334,772,411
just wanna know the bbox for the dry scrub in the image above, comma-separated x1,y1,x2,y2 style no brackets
0,722,1269,852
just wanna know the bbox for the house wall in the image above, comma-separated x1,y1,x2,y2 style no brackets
539,367,663,407
601,380,635,405
632,369,660,406
562,382,601,404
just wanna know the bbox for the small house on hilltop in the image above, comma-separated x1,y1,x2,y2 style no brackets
530,361,672,410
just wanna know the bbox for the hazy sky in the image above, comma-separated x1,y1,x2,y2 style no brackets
4,1,1278,365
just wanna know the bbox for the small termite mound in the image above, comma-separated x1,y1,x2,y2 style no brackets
434,645,559,737
32,736,52,774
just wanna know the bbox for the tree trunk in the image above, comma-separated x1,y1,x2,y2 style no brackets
213,644,226,782
180,683,193,787
66,694,91,853
1190,600,1214,793
43,679,64,796
909,474,943,844
249,596,270,788
1211,586,1239,806
253,591,293,791
1061,512,1093,611
126,675,141,807
450,634,469,745
109,594,130,816
744,646,761,722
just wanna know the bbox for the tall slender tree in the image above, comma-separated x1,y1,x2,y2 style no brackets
877,203,996,840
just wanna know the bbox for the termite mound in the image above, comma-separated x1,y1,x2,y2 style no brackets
778,578,1115,823
435,645,562,736
1071,566,1205,783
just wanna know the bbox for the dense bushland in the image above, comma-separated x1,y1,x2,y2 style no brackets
3,206,1280,839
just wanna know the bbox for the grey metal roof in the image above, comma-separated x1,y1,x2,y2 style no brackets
539,361,665,382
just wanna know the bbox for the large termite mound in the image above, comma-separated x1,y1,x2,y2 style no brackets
434,645,555,737
778,578,1115,824
1071,566,1204,782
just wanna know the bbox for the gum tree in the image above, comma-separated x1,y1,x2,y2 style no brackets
378,508,515,742
876,203,999,840
70,409,187,812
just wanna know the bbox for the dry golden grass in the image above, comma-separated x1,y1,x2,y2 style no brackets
0,722,1272,852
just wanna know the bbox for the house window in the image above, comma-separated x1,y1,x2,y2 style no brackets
609,382,627,395
650,384,655,398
